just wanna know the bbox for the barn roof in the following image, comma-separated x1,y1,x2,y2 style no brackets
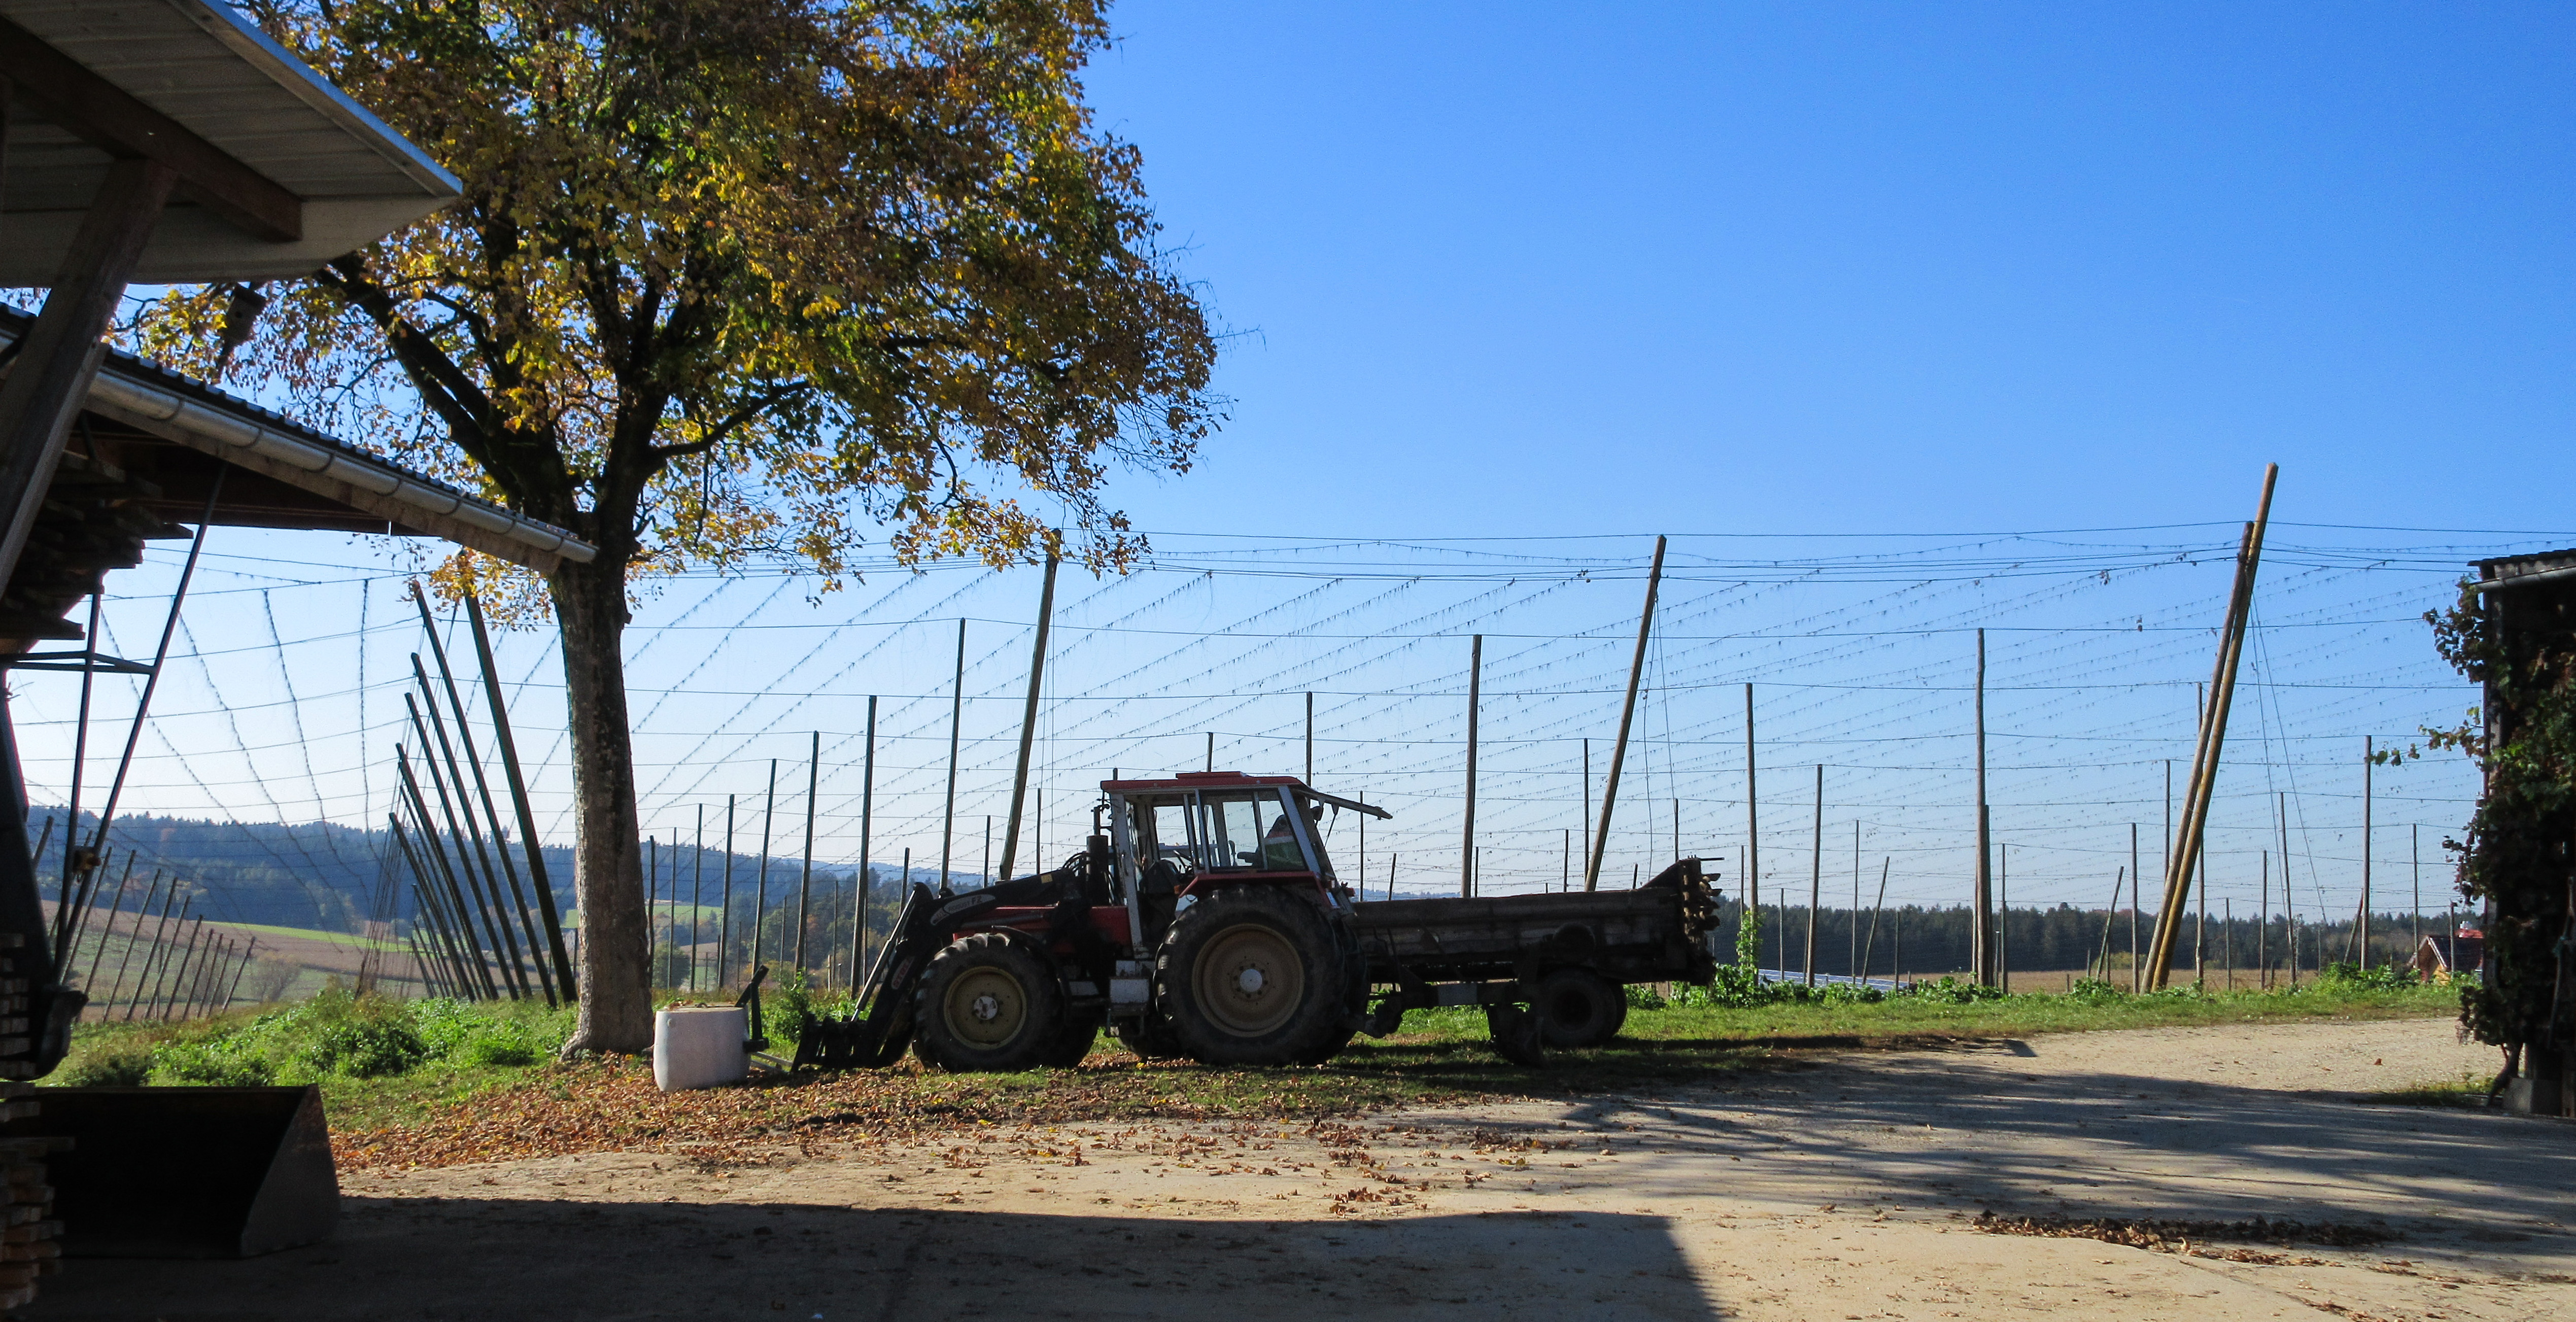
0,0,460,283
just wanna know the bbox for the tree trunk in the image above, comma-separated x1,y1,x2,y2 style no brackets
552,556,650,1054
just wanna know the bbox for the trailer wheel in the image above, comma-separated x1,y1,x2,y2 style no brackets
1039,1007,1105,1068
1113,1013,1188,1061
1534,969,1628,1049
1157,886,1351,1066
912,934,1063,1071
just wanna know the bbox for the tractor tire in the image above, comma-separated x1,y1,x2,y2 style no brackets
1533,969,1628,1049
1113,1013,1189,1061
1039,1007,1105,1068
912,933,1064,1072
1156,886,1353,1067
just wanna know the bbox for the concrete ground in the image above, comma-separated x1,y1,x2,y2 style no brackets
29,1017,2573,1320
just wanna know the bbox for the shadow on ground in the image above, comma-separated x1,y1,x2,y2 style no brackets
28,1201,1722,1322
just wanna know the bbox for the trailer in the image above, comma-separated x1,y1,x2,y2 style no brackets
1351,859,1722,1062
795,771,1721,1072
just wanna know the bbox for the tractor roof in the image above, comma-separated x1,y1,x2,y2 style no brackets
1102,772,1390,819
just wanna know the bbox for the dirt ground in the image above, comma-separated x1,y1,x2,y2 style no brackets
31,1017,2574,1321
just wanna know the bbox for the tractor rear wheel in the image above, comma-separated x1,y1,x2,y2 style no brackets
912,933,1063,1072
1156,885,1352,1066
1533,969,1628,1049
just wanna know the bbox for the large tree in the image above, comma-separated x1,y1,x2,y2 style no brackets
135,0,1219,1053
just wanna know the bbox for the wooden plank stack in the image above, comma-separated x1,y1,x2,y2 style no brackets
0,934,67,1310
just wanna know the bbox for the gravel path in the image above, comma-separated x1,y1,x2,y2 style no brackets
33,1016,2571,1321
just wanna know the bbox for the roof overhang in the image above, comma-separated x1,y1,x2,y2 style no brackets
0,309,594,572
2467,547,2576,595
0,0,461,284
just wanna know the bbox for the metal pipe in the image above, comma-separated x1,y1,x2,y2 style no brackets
416,598,553,1006
398,745,502,998
410,665,535,999
399,728,507,996
464,594,575,1001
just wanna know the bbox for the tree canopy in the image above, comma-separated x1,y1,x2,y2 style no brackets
134,0,1221,1051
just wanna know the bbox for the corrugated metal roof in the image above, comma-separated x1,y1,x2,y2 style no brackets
0,304,595,570
1,0,460,282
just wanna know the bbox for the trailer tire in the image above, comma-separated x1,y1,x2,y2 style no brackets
1039,1007,1105,1068
1534,969,1628,1049
912,933,1063,1072
1113,1013,1188,1061
1157,886,1351,1066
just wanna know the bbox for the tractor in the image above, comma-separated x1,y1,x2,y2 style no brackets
798,772,1382,1072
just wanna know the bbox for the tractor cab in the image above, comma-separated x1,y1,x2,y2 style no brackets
1101,772,1386,948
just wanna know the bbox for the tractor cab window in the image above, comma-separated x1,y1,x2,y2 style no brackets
1296,795,1336,880
1199,789,1309,872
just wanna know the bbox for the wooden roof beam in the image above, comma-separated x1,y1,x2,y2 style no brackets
0,16,300,243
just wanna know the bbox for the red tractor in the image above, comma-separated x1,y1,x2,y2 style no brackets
799,772,1385,1072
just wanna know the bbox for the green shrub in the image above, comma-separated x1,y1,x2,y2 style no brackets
149,1037,275,1086
2068,977,2126,1001
1623,983,1669,1010
2317,961,2417,991
56,1041,154,1087
762,968,812,1048
1903,975,2007,1004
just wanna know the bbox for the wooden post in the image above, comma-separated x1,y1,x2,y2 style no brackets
856,695,876,982
465,596,574,1002
1562,828,1570,892
1744,683,1759,924
1585,536,1667,891
1860,857,1890,983
1206,732,1214,772
691,804,704,993
2412,822,2421,955
1386,853,1397,902
2259,849,2270,990
2361,736,2373,969
718,795,735,990
1806,766,1822,986
753,759,777,970
2147,466,2279,988
794,730,819,970
1580,739,1592,887
1462,635,1481,898
2000,842,2010,989
940,619,965,894
1000,553,1058,880
2121,823,2135,991
1851,820,1861,979
0,159,177,592
1305,690,1314,786
1974,629,1991,986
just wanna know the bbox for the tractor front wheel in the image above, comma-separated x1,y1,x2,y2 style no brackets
1156,886,1352,1067
913,933,1063,1072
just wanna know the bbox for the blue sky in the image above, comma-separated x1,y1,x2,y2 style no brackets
1082,1,2573,537
21,4,2575,937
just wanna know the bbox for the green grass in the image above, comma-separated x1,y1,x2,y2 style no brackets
54,978,2466,1144
2365,1067,2495,1109
196,920,409,952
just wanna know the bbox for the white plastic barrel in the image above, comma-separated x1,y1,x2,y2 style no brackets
652,1006,749,1091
